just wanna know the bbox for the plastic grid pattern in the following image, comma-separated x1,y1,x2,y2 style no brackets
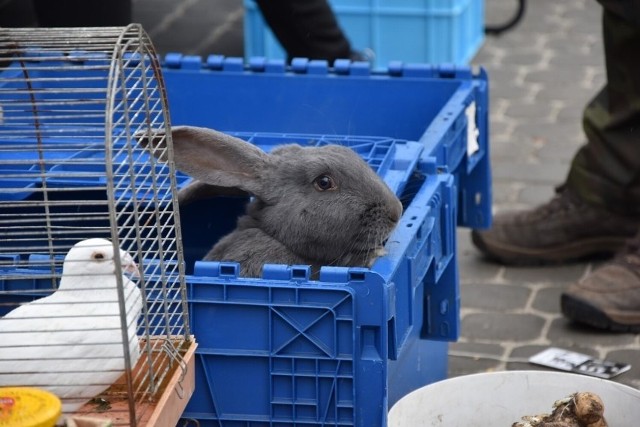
179,167,457,426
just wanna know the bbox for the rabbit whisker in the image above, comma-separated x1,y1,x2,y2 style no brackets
325,227,365,267
328,225,387,269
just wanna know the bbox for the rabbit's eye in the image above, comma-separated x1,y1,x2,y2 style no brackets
313,175,337,192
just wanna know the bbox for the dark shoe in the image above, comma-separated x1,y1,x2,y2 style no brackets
561,235,640,332
471,187,640,265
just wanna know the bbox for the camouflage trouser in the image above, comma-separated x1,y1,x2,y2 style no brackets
565,0,640,215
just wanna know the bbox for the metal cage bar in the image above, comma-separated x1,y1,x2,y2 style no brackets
0,24,190,426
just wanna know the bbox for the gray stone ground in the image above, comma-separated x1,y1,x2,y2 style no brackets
2,0,638,391
456,0,640,390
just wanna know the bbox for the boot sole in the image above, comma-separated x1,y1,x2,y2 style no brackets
471,232,627,266
561,294,640,333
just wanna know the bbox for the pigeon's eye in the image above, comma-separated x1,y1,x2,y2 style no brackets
313,174,337,192
92,252,106,261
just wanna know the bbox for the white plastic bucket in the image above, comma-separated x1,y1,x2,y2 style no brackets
388,370,640,426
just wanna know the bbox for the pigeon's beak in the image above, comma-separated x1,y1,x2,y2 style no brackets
122,252,140,277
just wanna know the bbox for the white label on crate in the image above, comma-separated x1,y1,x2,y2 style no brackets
466,101,480,157
529,347,631,379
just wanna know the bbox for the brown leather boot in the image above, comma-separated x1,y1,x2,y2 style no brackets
471,187,640,265
561,234,640,332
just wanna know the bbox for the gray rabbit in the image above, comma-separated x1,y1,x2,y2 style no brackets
145,126,403,277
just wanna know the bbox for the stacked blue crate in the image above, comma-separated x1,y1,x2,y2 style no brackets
181,163,457,426
158,55,490,426
243,0,485,69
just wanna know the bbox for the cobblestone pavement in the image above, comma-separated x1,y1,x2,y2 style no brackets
2,0,638,390
455,0,640,390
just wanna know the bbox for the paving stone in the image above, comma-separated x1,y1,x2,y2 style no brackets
531,285,565,314
512,121,583,144
487,181,520,206
500,50,548,67
536,141,583,164
547,318,638,347
461,313,546,341
489,86,532,111
524,67,591,87
543,33,602,54
460,283,531,311
491,161,568,185
502,264,588,284
481,67,525,90
457,235,503,284
488,120,514,138
448,355,501,378
505,100,562,121
534,83,599,106
472,46,500,65
490,33,546,53
489,139,535,163
548,51,604,67
448,341,504,377
449,341,506,357
556,103,590,123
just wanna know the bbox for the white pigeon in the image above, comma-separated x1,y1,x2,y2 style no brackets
0,238,143,415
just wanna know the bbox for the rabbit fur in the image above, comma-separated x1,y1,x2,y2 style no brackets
145,126,403,277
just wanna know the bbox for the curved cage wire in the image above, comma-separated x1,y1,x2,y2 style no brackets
0,25,190,425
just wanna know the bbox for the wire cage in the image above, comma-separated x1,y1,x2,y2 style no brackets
0,25,193,425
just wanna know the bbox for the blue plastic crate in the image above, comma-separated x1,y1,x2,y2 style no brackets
243,0,485,69
161,55,491,229
1,142,458,427
1,53,490,426
179,165,457,426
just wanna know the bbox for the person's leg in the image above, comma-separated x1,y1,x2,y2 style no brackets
566,7,640,215
254,0,352,63
562,4,640,330
471,5,640,265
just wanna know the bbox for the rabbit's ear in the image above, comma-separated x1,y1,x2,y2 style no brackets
168,126,268,195
178,179,249,206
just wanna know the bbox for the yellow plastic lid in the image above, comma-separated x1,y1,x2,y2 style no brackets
0,387,62,427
